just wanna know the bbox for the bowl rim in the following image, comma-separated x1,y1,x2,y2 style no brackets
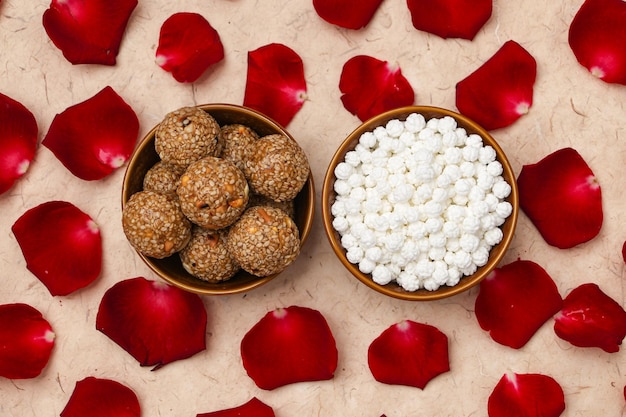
321,105,519,301
122,103,315,295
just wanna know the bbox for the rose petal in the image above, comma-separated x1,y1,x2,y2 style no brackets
42,0,138,65
456,40,536,130
0,92,38,195
368,320,449,389
475,259,563,349
243,43,307,127
488,373,565,417
95,277,207,369
12,201,102,296
61,377,140,417
517,147,603,249
240,305,338,390
0,303,55,379
42,86,139,181
622,240,626,264
155,12,224,83
554,283,626,353
197,397,275,417
407,0,492,40
313,0,384,29
339,55,414,122
569,0,626,84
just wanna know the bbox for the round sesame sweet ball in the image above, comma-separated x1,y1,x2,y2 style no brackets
219,124,259,172
177,156,249,229
247,134,310,202
179,226,240,282
155,106,221,166
122,190,191,259
227,205,300,277
143,161,186,196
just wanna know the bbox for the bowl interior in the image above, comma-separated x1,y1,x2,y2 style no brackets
122,104,315,295
322,106,518,301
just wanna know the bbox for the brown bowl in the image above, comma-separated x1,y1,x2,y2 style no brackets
322,106,518,301
122,104,315,295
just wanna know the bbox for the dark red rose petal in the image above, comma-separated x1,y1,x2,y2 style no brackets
368,320,449,389
622,241,626,264
42,0,138,65
243,43,307,127
313,0,384,29
240,305,338,390
61,377,140,417
456,40,536,130
517,147,603,249
488,373,565,417
197,397,275,417
475,259,563,349
569,0,626,84
0,92,38,195
0,303,55,379
339,55,414,122
42,86,139,181
12,201,102,296
156,12,225,83
96,277,207,369
554,283,626,353
407,0,492,40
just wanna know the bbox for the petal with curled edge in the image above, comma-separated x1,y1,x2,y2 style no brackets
475,259,562,349
517,147,603,249
197,397,275,417
313,0,384,29
554,283,626,353
156,12,224,83
96,277,207,369
61,377,140,417
42,86,139,181
0,303,55,379
243,43,307,127
241,305,338,390
339,55,414,122
488,373,565,417
12,201,102,296
42,0,138,65
0,92,38,195
456,40,536,130
368,320,450,389
407,0,492,40
569,0,626,85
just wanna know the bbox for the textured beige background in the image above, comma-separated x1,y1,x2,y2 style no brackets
0,0,625,416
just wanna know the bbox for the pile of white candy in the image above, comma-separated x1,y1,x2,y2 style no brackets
331,113,513,292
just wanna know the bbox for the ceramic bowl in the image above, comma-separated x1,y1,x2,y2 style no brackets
122,103,315,295
322,106,518,301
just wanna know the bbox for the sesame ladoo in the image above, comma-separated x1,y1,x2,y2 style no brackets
180,227,240,282
227,206,300,277
219,123,259,172
143,161,185,196
122,191,191,259
155,106,221,166
247,134,310,202
122,104,315,292
177,156,249,229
